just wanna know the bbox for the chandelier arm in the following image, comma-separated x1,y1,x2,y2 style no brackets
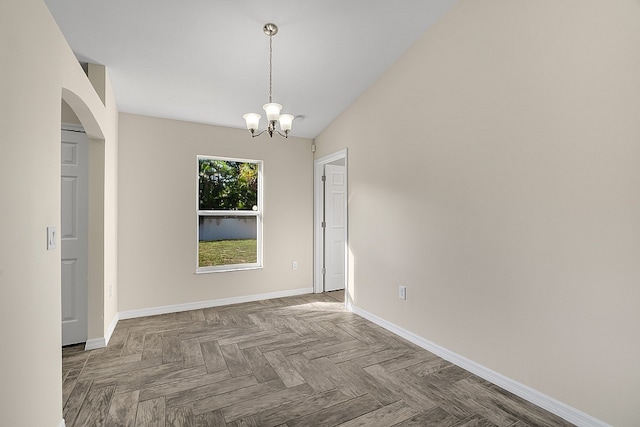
251,129,268,138
249,127,288,139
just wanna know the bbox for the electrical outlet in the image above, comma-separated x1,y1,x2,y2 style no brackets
292,261,298,270
399,285,407,300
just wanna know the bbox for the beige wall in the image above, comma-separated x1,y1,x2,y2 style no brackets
0,0,118,425
117,113,313,312
315,0,640,425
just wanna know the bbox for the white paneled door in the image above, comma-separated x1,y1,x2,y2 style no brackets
61,129,88,346
323,164,346,292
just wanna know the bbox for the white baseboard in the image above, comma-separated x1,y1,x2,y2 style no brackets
83,313,119,350
84,337,106,351
348,303,610,427
105,312,119,345
118,287,314,320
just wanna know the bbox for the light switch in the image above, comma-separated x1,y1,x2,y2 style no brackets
47,226,56,250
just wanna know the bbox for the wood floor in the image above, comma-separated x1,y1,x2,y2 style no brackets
62,291,574,427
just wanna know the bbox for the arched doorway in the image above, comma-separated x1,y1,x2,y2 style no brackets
60,88,106,350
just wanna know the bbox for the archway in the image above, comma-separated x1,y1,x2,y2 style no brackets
60,88,106,349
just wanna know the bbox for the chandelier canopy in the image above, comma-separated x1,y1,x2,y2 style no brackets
243,23,294,138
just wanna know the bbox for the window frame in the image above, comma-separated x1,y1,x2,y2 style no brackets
196,155,263,273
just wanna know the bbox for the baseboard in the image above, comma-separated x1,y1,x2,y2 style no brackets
83,313,120,350
118,287,314,320
84,337,106,351
348,303,610,427
105,312,119,345
59,418,66,427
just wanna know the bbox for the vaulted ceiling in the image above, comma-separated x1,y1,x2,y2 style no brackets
45,0,457,138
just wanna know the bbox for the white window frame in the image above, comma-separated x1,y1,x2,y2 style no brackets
196,155,263,273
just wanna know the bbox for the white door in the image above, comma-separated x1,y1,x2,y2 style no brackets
323,164,346,292
61,129,88,346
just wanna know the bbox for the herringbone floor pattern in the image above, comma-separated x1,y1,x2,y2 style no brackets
62,291,574,427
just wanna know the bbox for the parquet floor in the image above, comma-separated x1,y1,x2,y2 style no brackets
62,291,574,427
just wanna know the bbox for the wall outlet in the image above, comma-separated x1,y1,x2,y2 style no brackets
399,285,407,300
292,261,298,270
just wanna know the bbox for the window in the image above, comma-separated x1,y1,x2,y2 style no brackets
197,156,262,272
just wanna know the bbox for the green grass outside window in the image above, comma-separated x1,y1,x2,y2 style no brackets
198,239,257,267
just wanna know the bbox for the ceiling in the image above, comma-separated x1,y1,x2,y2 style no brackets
44,0,457,139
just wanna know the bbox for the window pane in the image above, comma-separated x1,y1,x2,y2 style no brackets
199,159,258,210
198,216,257,267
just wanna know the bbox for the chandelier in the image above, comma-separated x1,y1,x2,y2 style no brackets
243,23,294,138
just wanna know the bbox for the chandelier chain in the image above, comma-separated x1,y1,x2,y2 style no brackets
269,34,273,103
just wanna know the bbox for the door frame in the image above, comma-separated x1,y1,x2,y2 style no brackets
313,148,348,294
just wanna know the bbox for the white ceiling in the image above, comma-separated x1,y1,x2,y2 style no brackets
44,0,457,139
